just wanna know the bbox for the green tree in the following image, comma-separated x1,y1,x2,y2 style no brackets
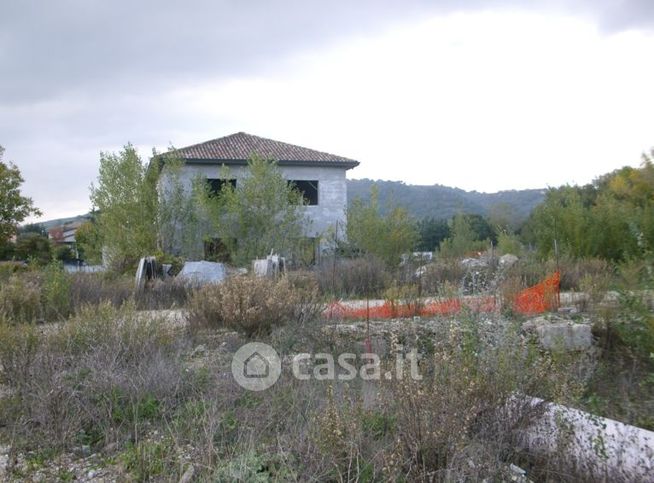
156,151,207,259
199,157,308,266
522,186,592,259
14,232,52,264
90,144,158,271
522,153,654,262
0,238,14,260
0,146,41,244
74,219,102,264
439,213,490,258
347,185,418,266
416,217,450,252
488,202,520,234
19,223,47,236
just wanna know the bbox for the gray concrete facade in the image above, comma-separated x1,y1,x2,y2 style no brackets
172,163,348,239
156,132,359,258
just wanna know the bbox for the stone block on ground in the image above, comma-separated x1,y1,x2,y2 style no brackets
523,315,592,351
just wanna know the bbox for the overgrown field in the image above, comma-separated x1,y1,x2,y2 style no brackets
0,255,653,481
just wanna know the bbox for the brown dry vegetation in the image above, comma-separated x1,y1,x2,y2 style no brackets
0,253,652,481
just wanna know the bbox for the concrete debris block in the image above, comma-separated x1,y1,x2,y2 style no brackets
179,464,195,483
523,316,592,351
415,265,429,277
401,252,433,265
499,253,519,268
508,463,531,483
558,306,579,315
177,261,226,286
415,251,433,261
253,258,272,277
252,253,285,278
460,257,487,268
63,263,105,273
519,396,654,481
535,323,592,351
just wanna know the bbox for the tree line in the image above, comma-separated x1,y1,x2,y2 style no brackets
1,143,653,270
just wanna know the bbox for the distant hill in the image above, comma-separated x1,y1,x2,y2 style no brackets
347,179,545,223
37,213,91,230
35,181,546,231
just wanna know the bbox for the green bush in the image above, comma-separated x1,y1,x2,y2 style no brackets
611,292,654,357
121,439,176,481
496,232,523,256
41,262,72,321
14,232,52,265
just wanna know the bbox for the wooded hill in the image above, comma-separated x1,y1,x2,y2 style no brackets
347,179,545,222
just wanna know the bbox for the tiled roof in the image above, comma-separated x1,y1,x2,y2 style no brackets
172,132,359,169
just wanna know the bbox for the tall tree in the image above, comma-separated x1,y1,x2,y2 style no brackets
156,151,207,259
347,185,418,266
90,144,158,270
74,219,103,264
0,146,41,244
199,157,308,266
522,152,654,261
439,213,490,258
416,217,450,252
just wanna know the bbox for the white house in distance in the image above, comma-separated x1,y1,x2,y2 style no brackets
160,132,359,259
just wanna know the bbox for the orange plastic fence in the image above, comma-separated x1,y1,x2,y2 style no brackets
325,272,560,320
513,271,560,314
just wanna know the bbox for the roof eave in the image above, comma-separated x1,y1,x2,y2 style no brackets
182,158,360,170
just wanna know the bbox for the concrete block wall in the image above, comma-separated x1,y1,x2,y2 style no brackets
164,163,349,245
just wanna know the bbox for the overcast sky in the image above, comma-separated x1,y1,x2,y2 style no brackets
2,0,654,221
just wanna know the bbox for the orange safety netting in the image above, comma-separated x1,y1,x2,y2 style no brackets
324,272,560,320
512,271,560,314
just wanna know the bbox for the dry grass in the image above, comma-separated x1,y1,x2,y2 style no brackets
188,275,321,337
0,253,652,481
314,256,390,298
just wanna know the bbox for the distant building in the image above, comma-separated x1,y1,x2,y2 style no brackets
157,132,359,259
47,221,83,247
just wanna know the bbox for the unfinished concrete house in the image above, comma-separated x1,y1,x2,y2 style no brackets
158,132,359,260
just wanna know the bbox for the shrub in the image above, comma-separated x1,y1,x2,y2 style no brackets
14,232,52,265
0,302,189,450
0,260,27,281
41,262,72,321
496,232,524,255
609,292,654,358
135,278,189,310
314,256,390,298
0,273,41,323
558,257,614,291
68,272,133,309
376,321,590,480
415,258,467,296
188,275,317,336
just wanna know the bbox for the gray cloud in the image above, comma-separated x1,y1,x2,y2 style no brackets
0,0,438,104
1,0,653,219
3,1,652,104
